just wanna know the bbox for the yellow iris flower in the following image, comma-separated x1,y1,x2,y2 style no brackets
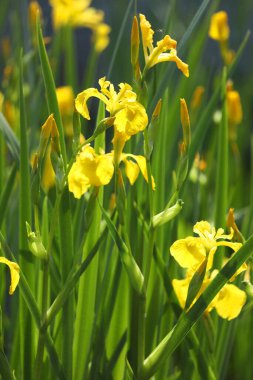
49,0,110,52
68,145,154,198
75,77,148,144
172,270,246,320
0,257,20,295
170,220,243,272
170,221,247,320
139,14,189,77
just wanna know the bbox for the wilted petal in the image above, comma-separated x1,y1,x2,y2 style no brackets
0,257,20,295
75,88,108,119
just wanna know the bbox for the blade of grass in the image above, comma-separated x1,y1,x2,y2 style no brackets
107,0,134,78
19,51,35,380
213,67,228,268
36,16,67,167
0,163,17,228
0,113,20,163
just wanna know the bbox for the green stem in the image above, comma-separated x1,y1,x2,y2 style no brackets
19,50,34,380
214,67,228,268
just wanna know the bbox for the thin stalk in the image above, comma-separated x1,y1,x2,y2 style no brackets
19,51,34,380
63,25,77,91
214,67,228,268
137,128,155,375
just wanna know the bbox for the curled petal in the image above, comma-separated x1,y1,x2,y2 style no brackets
0,257,20,295
170,236,206,269
214,284,246,320
75,88,108,119
216,241,242,252
124,154,155,190
68,161,90,198
151,49,189,77
124,159,140,185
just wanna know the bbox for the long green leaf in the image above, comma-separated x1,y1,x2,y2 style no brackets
0,113,20,162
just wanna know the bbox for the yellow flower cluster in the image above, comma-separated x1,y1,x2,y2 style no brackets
138,14,189,77
49,0,110,53
68,145,154,198
170,221,247,320
68,77,154,198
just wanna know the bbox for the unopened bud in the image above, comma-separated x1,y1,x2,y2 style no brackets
180,98,191,150
26,222,48,260
152,199,183,228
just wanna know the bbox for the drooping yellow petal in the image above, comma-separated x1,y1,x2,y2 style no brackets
170,236,206,269
214,283,246,320
0,257,20,295
75,88,109,119
68,161,90,199
209,11,230,42
124,158,140,185
68,145,114,198
172,277,190,308
150,48,189,77
124,154,155,190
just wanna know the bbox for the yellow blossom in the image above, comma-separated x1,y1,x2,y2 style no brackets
0,257,20,295
139,14,189,77
49,0,110,53
75,77,148,144
170,220,243,272
209,11,230,42
170,221,247,320
172,270,246,320
68,145,155,198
